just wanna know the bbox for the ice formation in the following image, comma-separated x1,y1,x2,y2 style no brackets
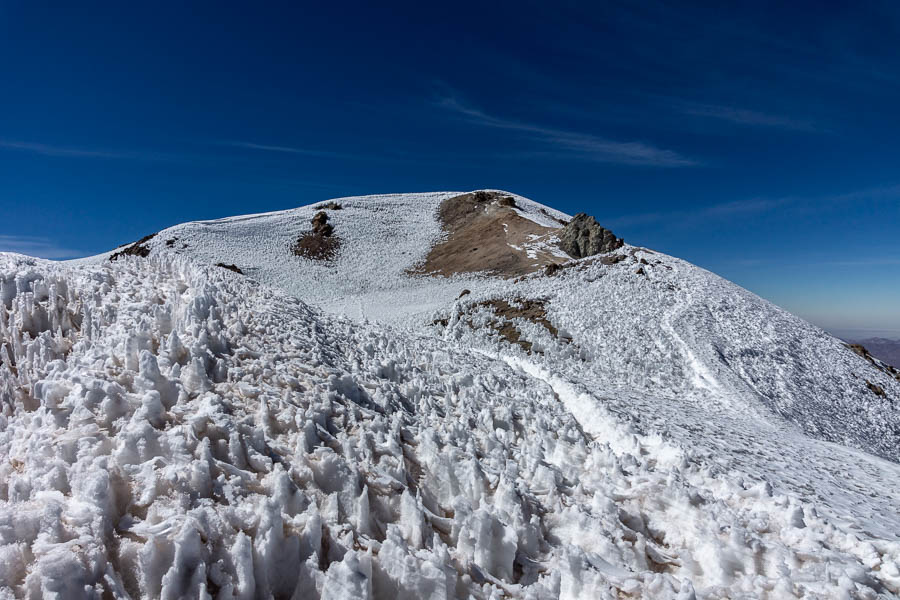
1,191,899,598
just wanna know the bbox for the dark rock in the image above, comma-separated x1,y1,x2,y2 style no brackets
847,343,900,383
601,254,627,265
540,208,569,225
498,196,518,208
847,338,900,371
311,211,333,236
457,289,471,299
866,380,886,397
216,263,243,274
110,233,157,261
544,263,561,276
312,212,334,237
316,201,343,210
557,213,623,259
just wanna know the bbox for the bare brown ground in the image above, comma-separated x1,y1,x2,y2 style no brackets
411,192,568,278
293,233,339,260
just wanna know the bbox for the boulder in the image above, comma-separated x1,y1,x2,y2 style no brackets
557,213,623,258
311,211,334,237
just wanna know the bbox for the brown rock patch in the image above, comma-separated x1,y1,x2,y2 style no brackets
866,380,887,397
293,211,341,261
412,192,568,278
847,343,900,383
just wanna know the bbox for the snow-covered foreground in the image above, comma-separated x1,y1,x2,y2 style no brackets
2,192,900,598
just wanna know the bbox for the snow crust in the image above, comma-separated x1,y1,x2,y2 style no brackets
1,191,899,598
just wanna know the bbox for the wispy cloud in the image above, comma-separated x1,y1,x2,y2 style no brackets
0,139,128,159
435,95,698,167
0,235,84,259
0,137,356,164
726,256,900,269
601,211,669,228
605,182,900,231
702,197,781,216
0,134,443,172
818,257,900,267
828,184,900,203
0,138,200,162
680,103,820,132
217,140,349,158
605,197,782,229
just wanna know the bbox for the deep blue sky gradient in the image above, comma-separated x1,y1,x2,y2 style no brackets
1,1,898,336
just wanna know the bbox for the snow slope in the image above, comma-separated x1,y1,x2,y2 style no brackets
117,190,900,461
1,191,899,598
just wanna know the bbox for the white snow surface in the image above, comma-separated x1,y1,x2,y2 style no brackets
2,191,899,598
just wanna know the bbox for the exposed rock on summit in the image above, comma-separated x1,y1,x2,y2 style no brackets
558,213,623,258
412,191,567,278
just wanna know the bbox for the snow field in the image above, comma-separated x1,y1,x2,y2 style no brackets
1,252,898,598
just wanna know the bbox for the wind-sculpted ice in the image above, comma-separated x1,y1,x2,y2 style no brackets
1,252,899,599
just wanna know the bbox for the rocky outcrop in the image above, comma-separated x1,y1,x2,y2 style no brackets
109,233,157,261
557,213,623,258
310,211,333,236
847,343,900,383
292,211,340,260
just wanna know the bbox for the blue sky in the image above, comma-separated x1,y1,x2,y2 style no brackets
1,1,898,337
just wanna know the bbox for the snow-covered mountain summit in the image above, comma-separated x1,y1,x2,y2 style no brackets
93,190,900,459
2,190,899,598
